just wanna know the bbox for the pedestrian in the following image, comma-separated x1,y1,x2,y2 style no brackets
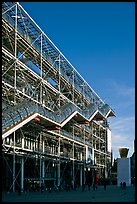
88,181,91,191
74,182,77,191
82,168,89,192
103,179,106,190
82,183,85,192
123,182,126,189
120,181,123,189
93,183,96,191
41,183,44,193
95,183,98,190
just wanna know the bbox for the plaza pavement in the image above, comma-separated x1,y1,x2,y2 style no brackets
2,185,135,202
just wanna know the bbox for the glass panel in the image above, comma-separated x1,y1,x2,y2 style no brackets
99,104,110,116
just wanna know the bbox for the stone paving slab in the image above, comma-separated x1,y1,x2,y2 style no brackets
2,185,135,202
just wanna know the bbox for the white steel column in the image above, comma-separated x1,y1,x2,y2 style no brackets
22,136,24,149
40,134,42,188
21,136,24,192
53,160,56,186
57,54,61,187
83,128,86,185
72,125,75,189
13,3,18,192
57,137,60,186
42,138,45,184
58,53,61,116
40,33,43,105
104,128,107,178
80,165,83,186
13,4,17,192
13,132,16,192
72,68,75,103
14,3,17,105
21,157,24,192
72,68,75,189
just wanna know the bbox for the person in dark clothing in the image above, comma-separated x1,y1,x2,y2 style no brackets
93,183,96,191
87,181,91,191
74,182,77,191
120,182,123,189
123,182,126,189
103,179,106,190
82,169,88,192
41,183,44,193
82,183,85,192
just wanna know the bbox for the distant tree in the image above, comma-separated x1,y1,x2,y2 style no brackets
111,159,117,173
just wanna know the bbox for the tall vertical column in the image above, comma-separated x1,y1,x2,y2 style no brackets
53,161,56,186
72,68,75,103
42,160,45,185
13,132,16,192
83,128,86,185
58,53,61,121
39,134,42,188
13,2,18,193
72,51,75,188
72,125,75,189
42,138,45,184
40,33,43,105
80,165,83,186
21,157,24,192
57,54,61,187
57,137,60,186
104,128,107,178
14,3,17,105
83,167,85,185
21,136,24,192
22,136,24,149
57,161,60,186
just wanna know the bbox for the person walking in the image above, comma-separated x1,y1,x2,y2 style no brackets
103,179,106,190
120,181,123,189
82,183,85,192
82,168,88,192
93,182,96,191
123,182,126,190
41,183,44,193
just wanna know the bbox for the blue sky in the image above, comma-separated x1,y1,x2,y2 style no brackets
20,2,135,159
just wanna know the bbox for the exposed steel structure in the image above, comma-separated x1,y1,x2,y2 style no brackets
2,2,115,192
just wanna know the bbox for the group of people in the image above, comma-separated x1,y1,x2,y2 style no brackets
82,180,107,192
82,168,100,192
82,178,98,192
120,181,126,189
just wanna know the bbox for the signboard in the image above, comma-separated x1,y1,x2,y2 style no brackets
86,146,94,165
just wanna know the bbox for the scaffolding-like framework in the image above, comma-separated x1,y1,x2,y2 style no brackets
2,2,116,192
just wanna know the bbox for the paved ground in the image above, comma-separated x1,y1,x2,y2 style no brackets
2,185,135,202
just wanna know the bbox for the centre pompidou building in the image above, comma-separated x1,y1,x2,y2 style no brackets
2,2,115,192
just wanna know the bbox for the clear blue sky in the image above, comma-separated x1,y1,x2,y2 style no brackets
20,2,135,159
